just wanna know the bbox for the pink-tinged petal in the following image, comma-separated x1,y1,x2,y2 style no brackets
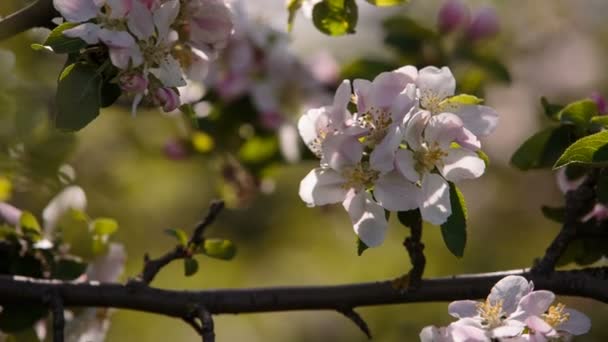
279,123,301,163
332,80,352,120
555,168,586,194
342,190,388,247
153,87,180,112
404,110,430,150
298,107,330,156
389,84,417,123
353,79,372,113
105,0,133,19
456,127,481,151
426,112,465,149
453,105,499,137
370,124,402,174
449,320,490,342
393,65,418,83
419,326,449,342
417,66,456,104
369,70,413,110
437,0,470,34
127,0,154,40
98,29,136,48
395,149,420,183
558,308,591,335
582,202,608,222
53,0,99,22
491,320,525,338
512,291,555,320
439,148,485,182
119,73,148,93
299,168,347,206
321,133,363,171
42,186,87,235
525,316,554,335
0,202,22,226
187,0,233,54
448,300,479,318
374,171,421,211
420,174,451,225
154,0,180,39
86,243,126,283
489,276,533,315
63,23,100,44
150,55,186,87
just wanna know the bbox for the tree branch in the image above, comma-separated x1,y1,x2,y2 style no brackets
404,212,425,289
0,0,57,41
48,291,64,342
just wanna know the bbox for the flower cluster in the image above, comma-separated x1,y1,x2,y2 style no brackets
298,66,498,247
52,0,234,115
420,275,591,341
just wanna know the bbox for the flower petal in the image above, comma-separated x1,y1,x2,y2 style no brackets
127,0,155,40
63,23,100,44
353,78,372,113
42,186,87,236
53,0,99,22
389,84,417,123
332,80,351,120
342,190,388,247
299,168,347,206
154,0,180,39
491,323,525,339
420,174,451,225
558,308,591,335
374,171,421,211
369,124,402,174
439,148,485,182
417,66,456,106
453,104,499,137
404,110,430,151
368,70,413,110
393,65,418,83
395,149,420,183
525,315,554,335
425,112,465,149
298,107,330,157
448,300,479,318
488,275,533,315
512,290,555,320
187,0,233,54
321,133,363,171
151,55,187,87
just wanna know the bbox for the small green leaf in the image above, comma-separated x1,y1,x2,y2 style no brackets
55,62,102,131
92,218,119,236
19,212,41,241
440,183,467,258
312,0,358,36
356,237,368,256
365,0,409,5
540,97,563,120
0,176,11,201
287,0,303,32
184,258,199,276
41,22,87,54
476,150,490,167
510,126,574,170
441,94,483,107
397,209,421,229
541,206,565,223
558,99,598,128
59,210,95,260
239,136,278,163
590,115,608,128
554,130,608,168
164,228,189,247
199,239,237,260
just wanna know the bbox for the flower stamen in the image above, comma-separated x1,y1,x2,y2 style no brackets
543,303,570,328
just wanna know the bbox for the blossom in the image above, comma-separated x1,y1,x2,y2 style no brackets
153,87,181,112
182,0,234,58
466,6,500,41
437,0,470,34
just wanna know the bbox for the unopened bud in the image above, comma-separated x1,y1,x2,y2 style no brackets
153,87,181,112
163,138,190,161
119,73,148,93
437,0,469,34
466,7,499,41
590,92,607,114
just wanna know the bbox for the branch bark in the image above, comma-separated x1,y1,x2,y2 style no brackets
0,0,57,41
0,268,606,324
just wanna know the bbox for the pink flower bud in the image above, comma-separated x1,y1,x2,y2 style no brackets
582,203,608,223
437,0,470,34
153,87,181,112
163,138,191,160
466,7,499,41
590,92,607,114
119,73,148,93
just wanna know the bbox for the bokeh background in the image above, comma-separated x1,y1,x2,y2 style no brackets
1,0,608,340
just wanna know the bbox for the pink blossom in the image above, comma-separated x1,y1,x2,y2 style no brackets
119,73,148,93
437,0,470,34
466,7,500,41
153,87,181,112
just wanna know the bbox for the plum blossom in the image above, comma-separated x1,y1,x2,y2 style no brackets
420,276,591,341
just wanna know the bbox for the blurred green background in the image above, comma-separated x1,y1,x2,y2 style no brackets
1,0,608,341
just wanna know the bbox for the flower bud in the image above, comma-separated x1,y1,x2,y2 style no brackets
163,138,190,161
153,87,181,112
466,7,499,41
119,73,148,93
590,92,607,114
437,0,470,34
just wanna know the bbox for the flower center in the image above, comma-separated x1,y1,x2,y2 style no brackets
358,107,393,146
341,162,380,190
413,142,446,174
477,299,506,328
543,303,570,328
420,90,442,114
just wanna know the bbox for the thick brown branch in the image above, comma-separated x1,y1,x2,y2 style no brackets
0,268,606,324
48,292,64,342
0,0,57,41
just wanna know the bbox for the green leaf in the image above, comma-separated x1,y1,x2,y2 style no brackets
365,0,409,5
100,82,121,108
41,22,87,54
52,258,87,280
59,210,95,260
440,183,467,257
511,126,574,170
382,16,436,55
356,237,368,256
287,0,303,32
55,63,102,131
199,239,236,260
476,150,490,167
558,99,598,128
441,94,483,107
541,206,565,223
554,130,608,168
91,218,119,236
164,228,189,247
312,0,358,36
590,115,608,128
19,211,41,241
397,209,421,229
540,97,563,120
184,258,199,276
0,176,11,201
238,136,278,163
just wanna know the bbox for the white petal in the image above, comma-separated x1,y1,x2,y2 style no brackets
420,174,451,225
86,243,126,283
448,300,479,318
558,308,590,335
53,0,99,22
343,191,388,247
389,84,417,123
43,186,87,235
488,276,533,315
332,80,351,119
374,171,421,211
395,149,420,183
127,0,155,40
393,65,418,83
299,168,347,206
62,23,100,44
353,78,372,112
449,320,490,342
419,326,447,342
0,202,22,226
439,148,485,182
525,315,554,335
98,29,136,49
187,0,233,54
491,323,525,338
425,112,465,149
456,127,481,151
369,124,402,174
279,123,301,163
512,290,555,320
154,0,180,39
368,70,413,110
321,133,363,171
105,0,132,18
453,105,499,137
404,110,430,151
417,66,456,103
151,55,187,87
298,107,330,156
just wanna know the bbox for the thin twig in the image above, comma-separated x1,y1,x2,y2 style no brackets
49,291,64,342
338,308,372,339
198,307,215,342
0,0,57,41
403,211,425,289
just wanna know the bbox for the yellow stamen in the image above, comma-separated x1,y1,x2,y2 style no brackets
543,303,570,328
477,299,506,328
